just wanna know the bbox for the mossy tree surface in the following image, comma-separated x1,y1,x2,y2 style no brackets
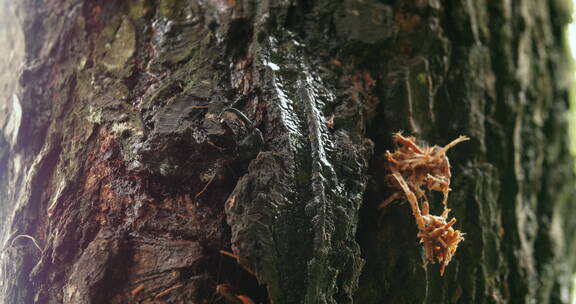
0,0,575,303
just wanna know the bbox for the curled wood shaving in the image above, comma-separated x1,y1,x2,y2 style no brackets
216,284,255,304
381,133,469,275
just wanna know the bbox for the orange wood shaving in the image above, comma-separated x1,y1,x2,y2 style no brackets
219,249,240,260
216,284,255,304
381,133,468,275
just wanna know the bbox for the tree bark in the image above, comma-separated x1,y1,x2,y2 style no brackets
1,0,575,303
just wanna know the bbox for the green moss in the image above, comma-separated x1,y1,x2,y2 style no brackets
101,17,136,74
127,0,150,19
158,0,177,17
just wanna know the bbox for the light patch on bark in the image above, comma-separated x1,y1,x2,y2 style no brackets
102,17,136,72
3,95,21,148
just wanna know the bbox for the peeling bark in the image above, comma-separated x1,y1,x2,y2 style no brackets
0,0,575,303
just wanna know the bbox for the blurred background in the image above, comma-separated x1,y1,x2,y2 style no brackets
567,1,576,300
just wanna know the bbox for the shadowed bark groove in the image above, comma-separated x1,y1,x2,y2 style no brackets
0,0,575,304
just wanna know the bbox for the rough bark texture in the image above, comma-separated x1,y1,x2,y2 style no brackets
0,0,575,304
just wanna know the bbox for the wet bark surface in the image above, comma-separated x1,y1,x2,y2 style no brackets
0,0,575,303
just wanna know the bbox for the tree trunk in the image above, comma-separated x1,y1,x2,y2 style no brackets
1,0,575,303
